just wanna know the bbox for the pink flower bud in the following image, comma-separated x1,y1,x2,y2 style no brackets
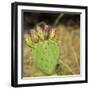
44,25,49,32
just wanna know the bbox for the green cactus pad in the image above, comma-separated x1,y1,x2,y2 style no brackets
32,40,59,75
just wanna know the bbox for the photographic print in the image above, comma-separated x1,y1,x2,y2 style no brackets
11,2,88,87
23,12,80,77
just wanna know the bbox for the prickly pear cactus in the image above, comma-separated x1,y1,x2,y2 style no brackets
32,40,59,75
25,24,60,75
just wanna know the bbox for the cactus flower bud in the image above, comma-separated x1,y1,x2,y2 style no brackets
36,26,44,40
49,28,56,40
30,29,39,43
43,25,50,39
25,36,33,48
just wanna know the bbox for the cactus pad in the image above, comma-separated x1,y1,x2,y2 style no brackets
32,40,59,75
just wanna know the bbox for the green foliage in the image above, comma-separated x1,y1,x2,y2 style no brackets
32,40,59,75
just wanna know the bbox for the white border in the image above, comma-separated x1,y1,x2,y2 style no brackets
18,5,86,84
